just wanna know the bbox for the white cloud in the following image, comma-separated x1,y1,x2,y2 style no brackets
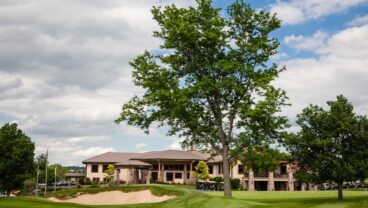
349,15,368,26
66,136,109,144
0,0,197,165
275,24,368,125
135,142,147,148
284,30,328,51
168,138,184,150
270,0,368,25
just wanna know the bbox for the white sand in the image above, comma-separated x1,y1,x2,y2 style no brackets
48,190,174,205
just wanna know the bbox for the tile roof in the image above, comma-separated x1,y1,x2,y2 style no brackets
82,150,223,164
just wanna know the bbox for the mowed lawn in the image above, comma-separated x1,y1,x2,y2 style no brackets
0,185,367,208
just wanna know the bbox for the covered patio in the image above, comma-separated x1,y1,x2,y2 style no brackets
114,160,152,185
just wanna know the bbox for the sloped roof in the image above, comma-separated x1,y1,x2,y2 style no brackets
131,150,208,161
115,160,152,167
82,152,141,163
82,150,223,164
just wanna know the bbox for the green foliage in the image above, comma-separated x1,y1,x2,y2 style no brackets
209,176,224,183
286,95,368,200
22,178,36,196
195,161,210,180
116,0,288,197
230,179,240,190
84,177,92,185
242,145,290,175
103,164,115,182
0,123,35,195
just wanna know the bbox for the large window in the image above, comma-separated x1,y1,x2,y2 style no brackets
92,164,99,173
102,164,108,172
175,172,182,179
218,165,223,174
164,164,184,170
238,164,244,174
208,165,213,174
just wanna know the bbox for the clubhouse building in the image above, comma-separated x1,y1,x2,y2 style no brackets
82,150,317,191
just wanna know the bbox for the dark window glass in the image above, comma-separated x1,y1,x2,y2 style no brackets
102,164,108,172
208,165,213,174
238,164,244,174
151,172,158,181
175,172,182,179
92,165,98,173
93,177,99,182
281,165,287,174
187,172,190,179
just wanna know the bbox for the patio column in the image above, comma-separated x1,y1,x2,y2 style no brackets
184,163,187,183
287,164,294,191
158,161,162,182
161,162,165,182
248,169,254,191
146,170,151,184
301,182,307,191
190,162,193,182
267,171,275,191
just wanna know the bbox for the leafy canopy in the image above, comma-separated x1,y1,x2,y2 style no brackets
286,95,368,200
0,123,35,194
116,0,288,196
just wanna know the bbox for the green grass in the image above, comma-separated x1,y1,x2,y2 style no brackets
0,185,367,208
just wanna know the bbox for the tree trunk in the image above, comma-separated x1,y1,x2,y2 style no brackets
222,145,232,197
337,182,343,201
6,189,11,197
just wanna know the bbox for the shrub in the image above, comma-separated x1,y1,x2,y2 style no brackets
84,177,92,185
78,177,85,185
231,179,240,190
209,176,223,183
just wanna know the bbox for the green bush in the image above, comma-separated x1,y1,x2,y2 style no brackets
231,179,240,190
78,177,85,185
84,177,92,185
209,176,223,183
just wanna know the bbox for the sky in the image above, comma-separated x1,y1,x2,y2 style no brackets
0,0,368,166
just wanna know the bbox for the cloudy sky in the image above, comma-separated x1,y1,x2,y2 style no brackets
1,0,367,165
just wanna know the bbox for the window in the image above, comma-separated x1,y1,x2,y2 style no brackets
187,172,190,179
218,165,223,174
208,165,213,174
151,172,158,181
102,164,108,172
92,165,99,173
186,164,191,171
281,165,287,175
93,177,100,182
175,172,182,179
238,164,244,174
152,164,158,170
164,164,184,170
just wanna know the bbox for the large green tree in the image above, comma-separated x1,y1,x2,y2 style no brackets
0,123,35,196
116,0,288,196
286,95,368,200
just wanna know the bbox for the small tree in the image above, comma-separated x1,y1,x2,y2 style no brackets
0,123,35,196
286,95,368,201
195,161,210,181
104,164,115,183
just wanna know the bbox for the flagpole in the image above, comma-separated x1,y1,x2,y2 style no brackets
36,164,39,196
45,149,48,196
54,166,57,192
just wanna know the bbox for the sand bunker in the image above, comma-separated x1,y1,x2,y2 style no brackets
48,190,175,205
